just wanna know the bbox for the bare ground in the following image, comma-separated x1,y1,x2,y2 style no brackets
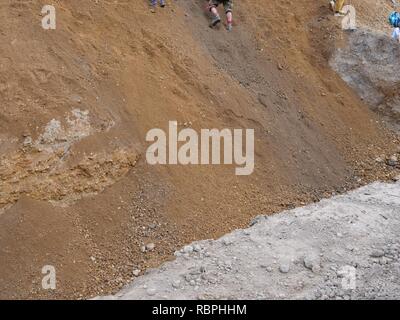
101,180,400,300
0,0,399,299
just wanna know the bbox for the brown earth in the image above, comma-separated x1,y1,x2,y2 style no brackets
0,0,399,299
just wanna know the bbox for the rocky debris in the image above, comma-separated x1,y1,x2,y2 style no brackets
183,245,193,254
304,254,321,273
370,250,385,258
132,269,141,277
146,288,156,296
172,280,181,289
279,262,290,274
22,136,33,148
146,243,155,251
330,28,400,133
97,181,400,300
387,155,398,167
141,243,155,253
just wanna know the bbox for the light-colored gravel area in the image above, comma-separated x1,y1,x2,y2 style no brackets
99,181,400,300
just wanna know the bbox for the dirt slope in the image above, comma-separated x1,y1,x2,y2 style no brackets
100,181,400,300
0,0,399,299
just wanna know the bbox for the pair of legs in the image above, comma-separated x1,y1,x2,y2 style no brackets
330,0,345,14
208,0,233,30
150,0,165,8
392,28,400,43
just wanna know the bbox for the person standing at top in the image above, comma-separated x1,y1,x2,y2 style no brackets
150,0,165,13
329,0,345,16
208,0,234,31
389,12,400,43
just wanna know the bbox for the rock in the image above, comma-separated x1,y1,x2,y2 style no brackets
304,255,321,272
193,244,201,252
392,175,400,182
183,245,193,253
146,243,155,251
146,288,156,296
132,269,141,277
172,280,181,289
279,263,290,273
387,155,398,167
370,249,384,258
22,136,33,148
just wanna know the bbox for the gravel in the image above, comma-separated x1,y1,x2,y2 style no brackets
97,181,400,300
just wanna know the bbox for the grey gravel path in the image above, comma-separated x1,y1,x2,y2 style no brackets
98,181,400,300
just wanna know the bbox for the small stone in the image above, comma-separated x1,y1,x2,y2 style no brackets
22,136,33,147
304,255,321,272
193,245,201,252
392,175,400,182
183,245,193,253
279,263,290,273
132,269,141,277
387,155,398,167
172,280,181,289
146,243,155,251
370,249,384,258
146,288,156,296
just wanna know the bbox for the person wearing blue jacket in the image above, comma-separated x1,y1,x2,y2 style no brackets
389,12,400,43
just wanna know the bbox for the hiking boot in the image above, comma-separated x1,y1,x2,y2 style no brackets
334,11,346,17
160,1,165,7
226,23,233,32
209,15,221,28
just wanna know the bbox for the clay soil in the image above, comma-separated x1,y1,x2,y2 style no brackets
0,0,399,299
